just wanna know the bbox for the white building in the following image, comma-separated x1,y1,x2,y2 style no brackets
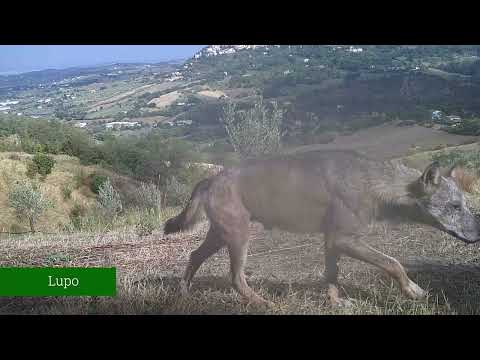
176,120,193,126
0,100,19,106
105,121,140,130
445,115,462,124
432,110,443,121
347,46,363,53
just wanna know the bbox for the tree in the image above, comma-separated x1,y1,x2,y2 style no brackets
221,97,284,159
97,179,123,218
8,181,53,233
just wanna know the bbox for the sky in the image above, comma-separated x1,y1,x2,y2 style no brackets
0,45,206,75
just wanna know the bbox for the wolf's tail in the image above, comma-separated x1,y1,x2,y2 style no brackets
163,177,212,235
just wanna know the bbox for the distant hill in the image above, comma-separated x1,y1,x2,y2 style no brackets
4,45,480,147
0,62,178,94
152,45,480,142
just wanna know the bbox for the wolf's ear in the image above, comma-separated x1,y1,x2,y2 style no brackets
421,162,441,187
448,163,464,180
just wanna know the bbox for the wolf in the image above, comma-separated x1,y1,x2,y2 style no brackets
164,150,480,306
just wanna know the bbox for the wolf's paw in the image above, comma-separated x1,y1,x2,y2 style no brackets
326,284,355,308
329,297,356,308
404,280,427,300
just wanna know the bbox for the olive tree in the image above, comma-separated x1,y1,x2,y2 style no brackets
221,97,284,159
8,181,53,233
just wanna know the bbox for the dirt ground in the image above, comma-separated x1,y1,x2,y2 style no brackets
1,219,479,315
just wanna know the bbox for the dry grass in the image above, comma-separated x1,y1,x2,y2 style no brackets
1,219,479,315
0,152,99,232
197,89,226,99
147,91,181,109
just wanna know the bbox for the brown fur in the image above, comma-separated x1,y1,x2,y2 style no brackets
448,165,476,193
164,150,477,306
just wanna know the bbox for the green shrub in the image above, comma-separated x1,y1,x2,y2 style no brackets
26,153,56,180
90,174,109,194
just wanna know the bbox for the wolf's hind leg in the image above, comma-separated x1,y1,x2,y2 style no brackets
335,235,427,300
180,226,225,295
227,231,273,307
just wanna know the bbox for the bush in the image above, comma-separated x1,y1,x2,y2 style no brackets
90,174,109,194
221,97,284,159
165,176,189,207
133,182,162,212
33,153,56,177
97,179,123,218
7,180,53,232
26,153,56,180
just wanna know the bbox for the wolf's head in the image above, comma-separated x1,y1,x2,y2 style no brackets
410,162,480,243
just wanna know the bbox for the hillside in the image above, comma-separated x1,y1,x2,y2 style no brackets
0,152,140,233
3,46,480,150
186,46,480,135
3,140,480,314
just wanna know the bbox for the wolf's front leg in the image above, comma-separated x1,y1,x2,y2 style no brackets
335,235,427,300
323,233,354,307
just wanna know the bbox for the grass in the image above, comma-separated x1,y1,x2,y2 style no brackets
0,152,98,232
1,218,479,315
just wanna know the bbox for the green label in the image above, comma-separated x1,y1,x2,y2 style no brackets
0,267,116,296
